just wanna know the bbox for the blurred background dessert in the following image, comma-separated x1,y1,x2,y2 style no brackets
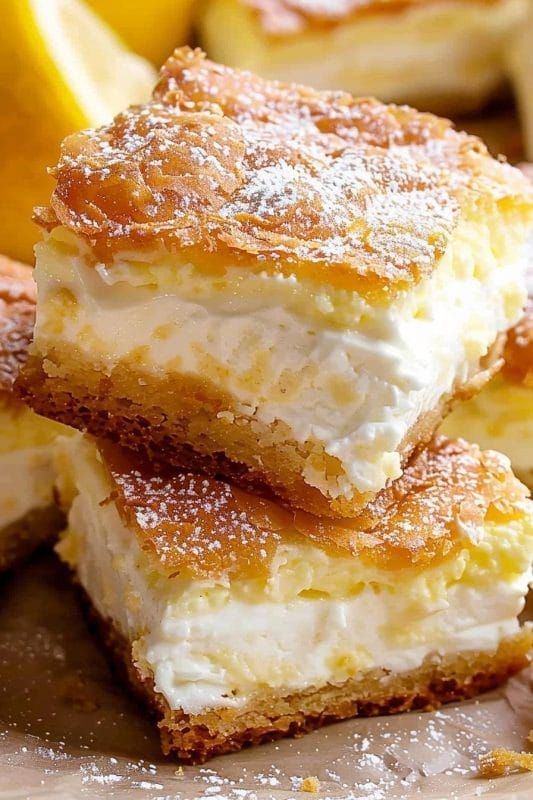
0,256,67,571
198,0,528,115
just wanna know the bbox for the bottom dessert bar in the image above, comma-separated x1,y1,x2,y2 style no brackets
88,605,531,764
0,256,67,570
57,435,533,763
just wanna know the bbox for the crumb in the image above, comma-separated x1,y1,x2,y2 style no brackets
478,748,533,778
175,766,184,777
301,776,320,793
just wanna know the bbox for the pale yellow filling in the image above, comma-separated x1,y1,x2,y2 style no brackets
33,207,529,499
442,377,533,478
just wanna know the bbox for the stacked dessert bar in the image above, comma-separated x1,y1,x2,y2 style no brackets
0,257,66,571
15,48,533,763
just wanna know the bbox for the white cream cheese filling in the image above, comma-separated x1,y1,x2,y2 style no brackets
34,220,527,498
58,438,533,716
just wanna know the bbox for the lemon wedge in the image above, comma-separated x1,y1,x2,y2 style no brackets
87,0,195,65
0,0,156,263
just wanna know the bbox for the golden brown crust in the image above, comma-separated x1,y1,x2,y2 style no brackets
94,434,530,582
84,598,533,764
0,256,36,394
242,0,505,36
37,47,533,298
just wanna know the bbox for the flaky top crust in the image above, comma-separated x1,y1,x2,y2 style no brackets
36,48,533,297
100,436,529,582
0,256,36,394
242,0,503,36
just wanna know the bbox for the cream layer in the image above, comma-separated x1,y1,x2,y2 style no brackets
34,219,527,499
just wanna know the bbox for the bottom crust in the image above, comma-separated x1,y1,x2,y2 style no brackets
0,505,65,572
18,338,503,519
82,592,533,764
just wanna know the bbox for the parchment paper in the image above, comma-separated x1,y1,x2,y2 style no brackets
0,553,532,800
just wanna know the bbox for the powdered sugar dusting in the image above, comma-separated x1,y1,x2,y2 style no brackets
39,48,530,298
101,436,529,580
102,444,285,580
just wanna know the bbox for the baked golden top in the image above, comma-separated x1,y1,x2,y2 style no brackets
242,0,501,36
101,436,528,581
37,48,532,297
0,257,35,394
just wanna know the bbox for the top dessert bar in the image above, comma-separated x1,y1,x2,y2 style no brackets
221,0,516,32
19,47,533,517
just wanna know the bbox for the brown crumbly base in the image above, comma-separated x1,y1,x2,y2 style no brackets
83,595,532,764
0,505,65,572
18,337,503,519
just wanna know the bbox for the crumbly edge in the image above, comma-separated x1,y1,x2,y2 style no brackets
17,336,503,518
0,505,66,573
479,747,533,778
81,590,532,764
